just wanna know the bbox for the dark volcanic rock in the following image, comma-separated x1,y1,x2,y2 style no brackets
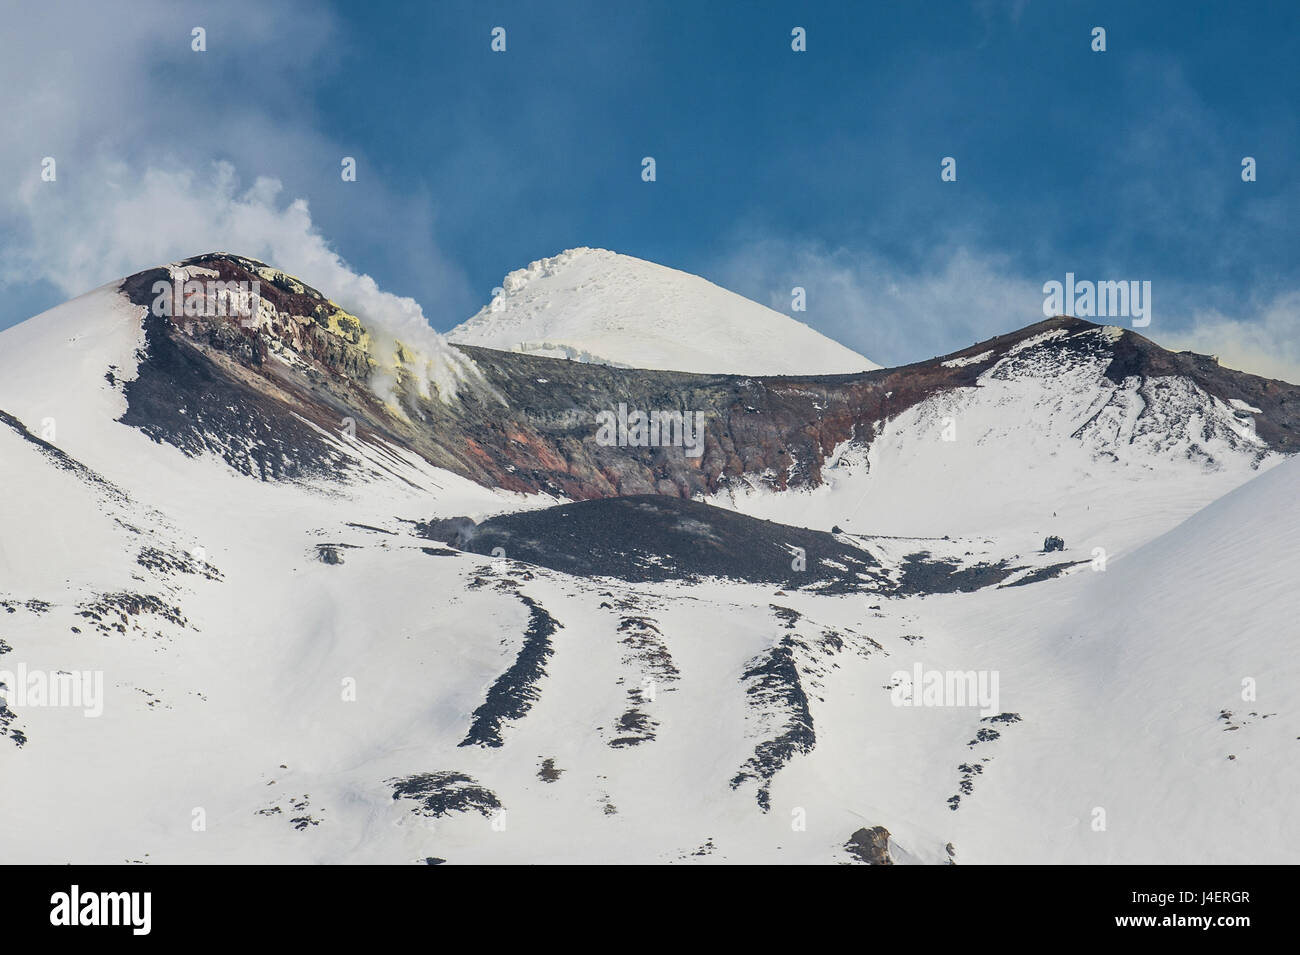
894,553,1018,595
389,771,501,818
457,495,879,591
117,293,353,482
117,257,1300,497
730,636,817,811
414,516,478,547
0,687,27,748
459,594,560,748
844,826,893,865
452,496,1055,597
999,560,1086,588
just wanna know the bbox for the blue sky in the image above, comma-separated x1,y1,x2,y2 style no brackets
2,0,1298,376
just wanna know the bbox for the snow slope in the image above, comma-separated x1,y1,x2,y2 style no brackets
707,323,1281,561
0,274,1295,865
900,453,1300,863
449,247,878,375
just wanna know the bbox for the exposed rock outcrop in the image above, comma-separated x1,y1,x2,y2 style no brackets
118,254,1300,496
845,826,893,865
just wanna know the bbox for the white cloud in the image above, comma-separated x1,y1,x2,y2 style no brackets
1158,292,1300,385
0,0,475,399
711,236,1300,385
710,238,1043,367
12,159,475,399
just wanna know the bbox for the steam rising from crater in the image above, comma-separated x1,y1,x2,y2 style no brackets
304,264,482,405
8,161,479,404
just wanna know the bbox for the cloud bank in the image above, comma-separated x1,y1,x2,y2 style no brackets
710,237,1300,384
0,0,475,400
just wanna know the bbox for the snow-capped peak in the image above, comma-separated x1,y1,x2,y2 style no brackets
449,247,879,375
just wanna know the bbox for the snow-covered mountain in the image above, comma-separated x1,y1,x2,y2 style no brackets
1,255,1296,864
706,321,1294,559
448,247,878,375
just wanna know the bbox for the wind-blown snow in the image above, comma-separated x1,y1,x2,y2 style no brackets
449,248,878,376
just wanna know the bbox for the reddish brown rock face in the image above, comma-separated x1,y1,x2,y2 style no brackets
118,254,1300,494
